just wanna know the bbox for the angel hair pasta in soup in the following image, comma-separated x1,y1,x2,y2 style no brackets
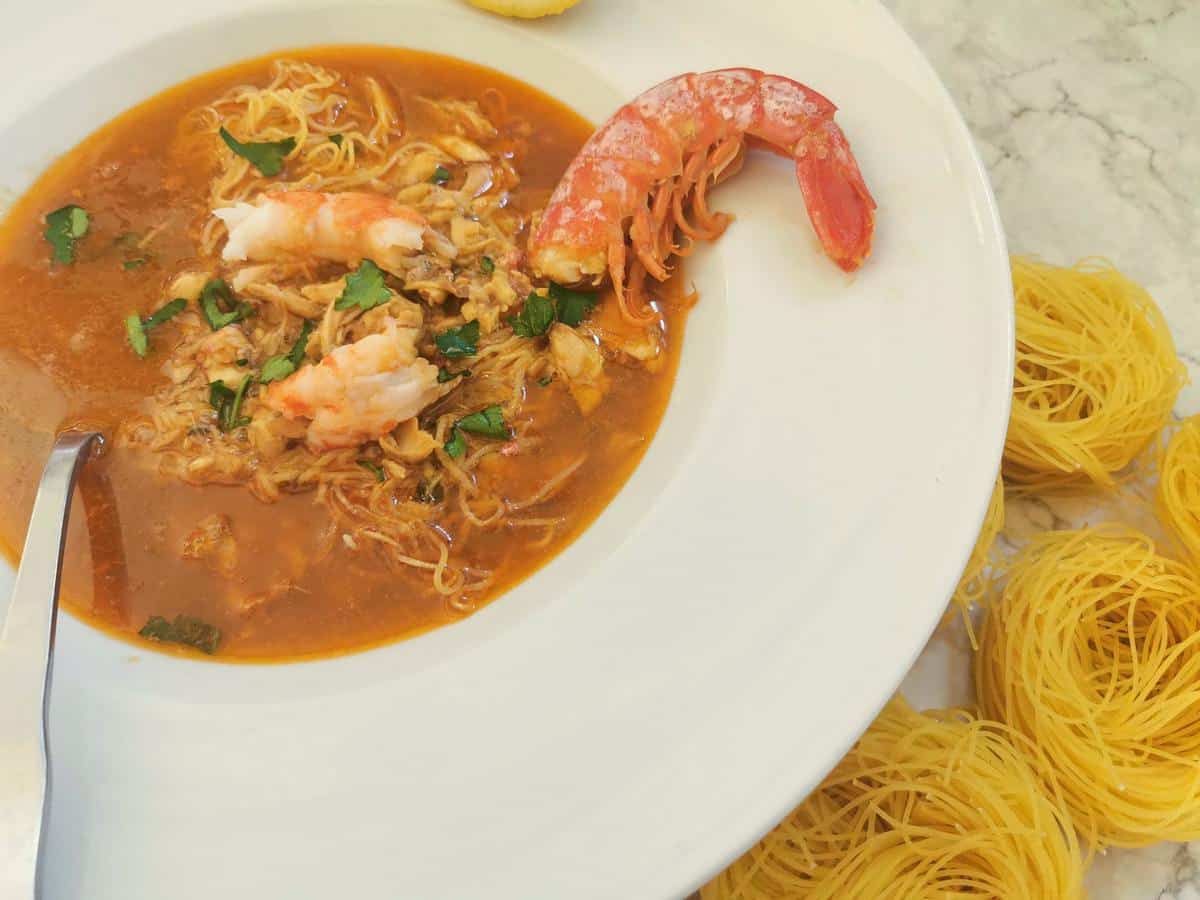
0,48,689,660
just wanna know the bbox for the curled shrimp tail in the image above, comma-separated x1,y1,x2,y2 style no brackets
794,121,876,273
528,67,879,326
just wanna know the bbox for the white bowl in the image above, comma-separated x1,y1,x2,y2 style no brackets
0,1,1012,897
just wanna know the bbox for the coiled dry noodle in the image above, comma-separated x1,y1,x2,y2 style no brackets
1157,415,1200,564
942,472,1005,647
976,526,1200,848
700,696,1084,900
1005,257,1186,490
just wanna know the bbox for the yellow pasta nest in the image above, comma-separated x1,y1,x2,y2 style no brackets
700,697,1083,900
1005,257,1185,489
1158,416,1200,563
465,0,583,17
977,526,1200,848
944,472,1005,646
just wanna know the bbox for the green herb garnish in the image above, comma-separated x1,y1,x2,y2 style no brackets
209,380,234,408
209,374,253,432
508,285,599,338
334,259,391,312
549,283,599,328
236,358,249,367
481,255,495,275
431,165,451,185
44,204,90,264
123,258,148,271
443,405,508,457
199,278,253,331
437,367,471,384
125,315,148,358
456,405,509,439
126,298,187,358
443,428,467,459
538,374,553,387
329,133,344,147
259,319,314,384
435,320,480,358
139,615,221,655
218,127,296,177
511,292,556,338
144,297,187,329
259,356,295,384
358,460,386,483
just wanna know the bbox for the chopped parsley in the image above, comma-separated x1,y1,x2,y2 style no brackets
444,404,509,457
44,204,90,264
144,297,187,329
549,282,599,327
209,375,253,432
437,367,471,383
358,459,386,483
125,315,148,357
443,428,467,459
218,127,296,177
456,405,509,439
480,255,495,275
431,165,451,185
259,319,315,384
259,357,294,383
139,615,221,655
334,259,391,311
125,298,186,358
329,133,344,147
122,258,149,271
509,285,600,338
199,278,253,331
435,320,480,358
538,374,554,387
510,292,556,338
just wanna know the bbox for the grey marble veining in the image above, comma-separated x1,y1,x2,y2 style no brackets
889,0,1199,408
885,2,1200,898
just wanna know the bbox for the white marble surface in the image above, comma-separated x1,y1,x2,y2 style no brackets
887,2,1200,897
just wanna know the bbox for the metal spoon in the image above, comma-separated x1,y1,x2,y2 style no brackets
0,430,101,900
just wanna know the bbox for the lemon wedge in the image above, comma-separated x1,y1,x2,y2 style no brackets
466,0,583,18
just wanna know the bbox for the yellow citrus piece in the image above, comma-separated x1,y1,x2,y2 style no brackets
466,0,583,18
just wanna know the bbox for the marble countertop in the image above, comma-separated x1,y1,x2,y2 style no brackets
885,2,1198,898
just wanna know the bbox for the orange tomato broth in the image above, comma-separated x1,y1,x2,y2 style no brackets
0,46,686,662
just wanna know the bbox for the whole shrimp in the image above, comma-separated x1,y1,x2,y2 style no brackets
214,190,457,274
528,68,876,323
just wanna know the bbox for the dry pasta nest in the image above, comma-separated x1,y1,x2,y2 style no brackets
1005,257,1186,490
1157,415,1200,564
700,697,1083,900
977,526,1200,848
942,472,1005,647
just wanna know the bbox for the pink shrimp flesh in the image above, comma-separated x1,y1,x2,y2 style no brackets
528,68,877,323
213,190,457,275
261,317,450,451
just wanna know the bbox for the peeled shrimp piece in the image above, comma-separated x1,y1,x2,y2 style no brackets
213,190,457,274
549,323,609,415
585,294,666,373
262,317,450,451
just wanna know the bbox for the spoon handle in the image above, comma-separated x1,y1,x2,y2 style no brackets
0,430,99,900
